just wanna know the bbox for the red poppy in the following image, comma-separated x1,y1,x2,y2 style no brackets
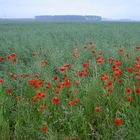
41,125,47,132
7,88,12,94
101,73,109,80
67,98,79,106
0,56,3,60
13,58,17,62
40,60,46,65
6,55,11,60
98,52,103,55
97,59,103,63
127,67,133,72
94,106,100,112
104,80,113,86
56,83,61,88
89,41,93,45
53,75,58,80
82,61,88,67
64,63,70,67
126,96,132,102
74,80,80,85
0,78,3,83
118,48,124,53
64,136,69,140
72,137,77,140
83,45,88,49
114,118,122,125
125,88,131,93
91,50,95,54
18,73,24,77
39,104,46,110
54,90,59,94
10,52,16,57
59,67,66,71
135,87,140,93
126,53,129,57
52,96,59,104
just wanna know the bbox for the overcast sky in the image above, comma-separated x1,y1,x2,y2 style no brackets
0,0,140,20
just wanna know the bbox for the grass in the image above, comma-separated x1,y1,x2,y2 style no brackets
0,21,140,140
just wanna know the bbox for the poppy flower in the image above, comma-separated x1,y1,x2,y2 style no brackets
39,104,46,110
135,46,140,50
64,63,70,67
0,56,3,60
114,118,122,125
65,80,70,86
6,55,11,60
10,52,16,57
118,48,124,53
34,73,40,78
118,79,122,83
135,87,140,93
91,50,95,53
13,58,17,62
94,106,100,112
72,137,77,140
36,91,45,97
89,41,93,45
64,136,69,140
127,67,133,72
40,60,46,65
108,88,113,93
0,78,3,83
125,88,131,93
113,71,121,76
82,62,88,67
41,125,47,132
31,95,40,101
59,67,66,71
97,59,103,63
126,96,132,102
67,98,79,106
13,74,17,78
56,83,61,88
7,88,12,94
101,73,109,80
98,52,103,55
18,73,24,77
54,90,59,94
126,53,129,57
52,96,59,104
45,83,51,89
37,80,43,85
83,45,88,49
74,80,80,85
104,80,113,86
53,75,58,80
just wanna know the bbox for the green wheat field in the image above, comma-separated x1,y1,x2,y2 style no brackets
0,21,140,140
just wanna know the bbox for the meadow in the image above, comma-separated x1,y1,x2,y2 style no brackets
0,21,140,140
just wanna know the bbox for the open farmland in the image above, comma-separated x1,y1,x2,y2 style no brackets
0,21,140,140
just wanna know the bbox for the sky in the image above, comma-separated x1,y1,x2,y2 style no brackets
0,0,140,20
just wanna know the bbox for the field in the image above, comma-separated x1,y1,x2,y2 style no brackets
0,21,140,140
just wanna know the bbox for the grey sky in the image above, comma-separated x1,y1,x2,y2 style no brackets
0,0,140,20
